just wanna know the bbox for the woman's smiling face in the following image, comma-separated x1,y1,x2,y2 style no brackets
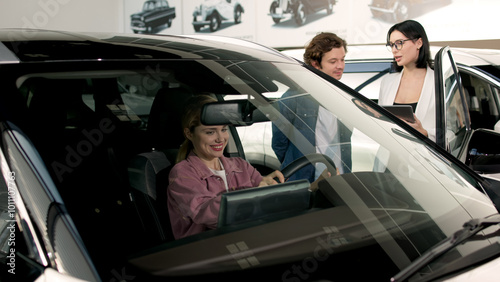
185,124,229,161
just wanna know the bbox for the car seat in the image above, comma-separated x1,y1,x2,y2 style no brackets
127,85,194,244
24,78,69,164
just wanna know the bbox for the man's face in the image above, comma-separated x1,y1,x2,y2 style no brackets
312,47,346,80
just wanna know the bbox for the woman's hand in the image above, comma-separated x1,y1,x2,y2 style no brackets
259,170,285,187
404,114,428,137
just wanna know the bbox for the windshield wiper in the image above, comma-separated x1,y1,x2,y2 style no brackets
391,213,500,282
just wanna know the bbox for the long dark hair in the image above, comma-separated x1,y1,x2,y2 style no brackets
387,20,432,72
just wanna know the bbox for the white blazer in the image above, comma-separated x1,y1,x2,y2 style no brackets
378,66,436,141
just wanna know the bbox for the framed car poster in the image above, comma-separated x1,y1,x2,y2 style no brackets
181,0,256,41
124,0,182,35
255,0,352,49
123,0,500,49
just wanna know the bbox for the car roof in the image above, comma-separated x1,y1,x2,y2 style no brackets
0,28,295,64
282,44,500,67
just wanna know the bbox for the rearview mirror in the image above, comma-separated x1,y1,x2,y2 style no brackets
201,100,272,126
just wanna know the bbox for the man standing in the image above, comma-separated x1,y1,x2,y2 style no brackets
272,32,352,183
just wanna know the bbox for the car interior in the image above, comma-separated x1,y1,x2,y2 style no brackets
12,65,318,274
16,73,198,266
461,69,500,131
7,67,388,278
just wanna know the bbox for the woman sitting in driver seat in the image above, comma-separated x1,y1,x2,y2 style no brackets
167,95,285,239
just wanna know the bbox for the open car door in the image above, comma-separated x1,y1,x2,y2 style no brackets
434,46,471,155
435,46,500,179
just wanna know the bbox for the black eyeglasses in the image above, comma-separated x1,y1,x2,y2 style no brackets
386,39,414,51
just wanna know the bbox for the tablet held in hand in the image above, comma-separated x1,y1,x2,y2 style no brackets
382,105,415,123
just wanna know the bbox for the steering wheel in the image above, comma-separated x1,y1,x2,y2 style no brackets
280,153,337,179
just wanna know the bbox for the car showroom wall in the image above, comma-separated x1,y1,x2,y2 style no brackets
1,0,499,50
0,0,124,35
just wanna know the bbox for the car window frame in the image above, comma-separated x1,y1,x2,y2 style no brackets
434,46,472,152
0,121,100,281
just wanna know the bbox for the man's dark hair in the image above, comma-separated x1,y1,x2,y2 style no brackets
303,32,347,66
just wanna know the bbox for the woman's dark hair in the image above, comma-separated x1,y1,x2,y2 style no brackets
304,32,347,67
387,20,432,72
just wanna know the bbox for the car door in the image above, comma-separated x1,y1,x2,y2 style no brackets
311,0,331,11
434,46,500,179
434,46,471,156
218,0,233,20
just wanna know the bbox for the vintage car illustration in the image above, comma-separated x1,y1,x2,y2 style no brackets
192,0,244,32
368,0,452,22
269,0,336,26
130,0,176,34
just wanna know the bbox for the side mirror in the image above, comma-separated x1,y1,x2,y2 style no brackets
466,129,500,175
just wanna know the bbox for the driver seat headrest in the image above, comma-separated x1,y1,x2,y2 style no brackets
147,86,194,150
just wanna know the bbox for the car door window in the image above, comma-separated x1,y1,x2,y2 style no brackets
434,46,471,156
460,69,500,131
444,73,468,156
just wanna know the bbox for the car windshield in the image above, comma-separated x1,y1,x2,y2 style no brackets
392,213,500,281
7,55,499,281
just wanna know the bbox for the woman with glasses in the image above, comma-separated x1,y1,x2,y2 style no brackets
378,20,436,141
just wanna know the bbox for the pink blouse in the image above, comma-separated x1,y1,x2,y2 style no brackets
167,152,263,239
